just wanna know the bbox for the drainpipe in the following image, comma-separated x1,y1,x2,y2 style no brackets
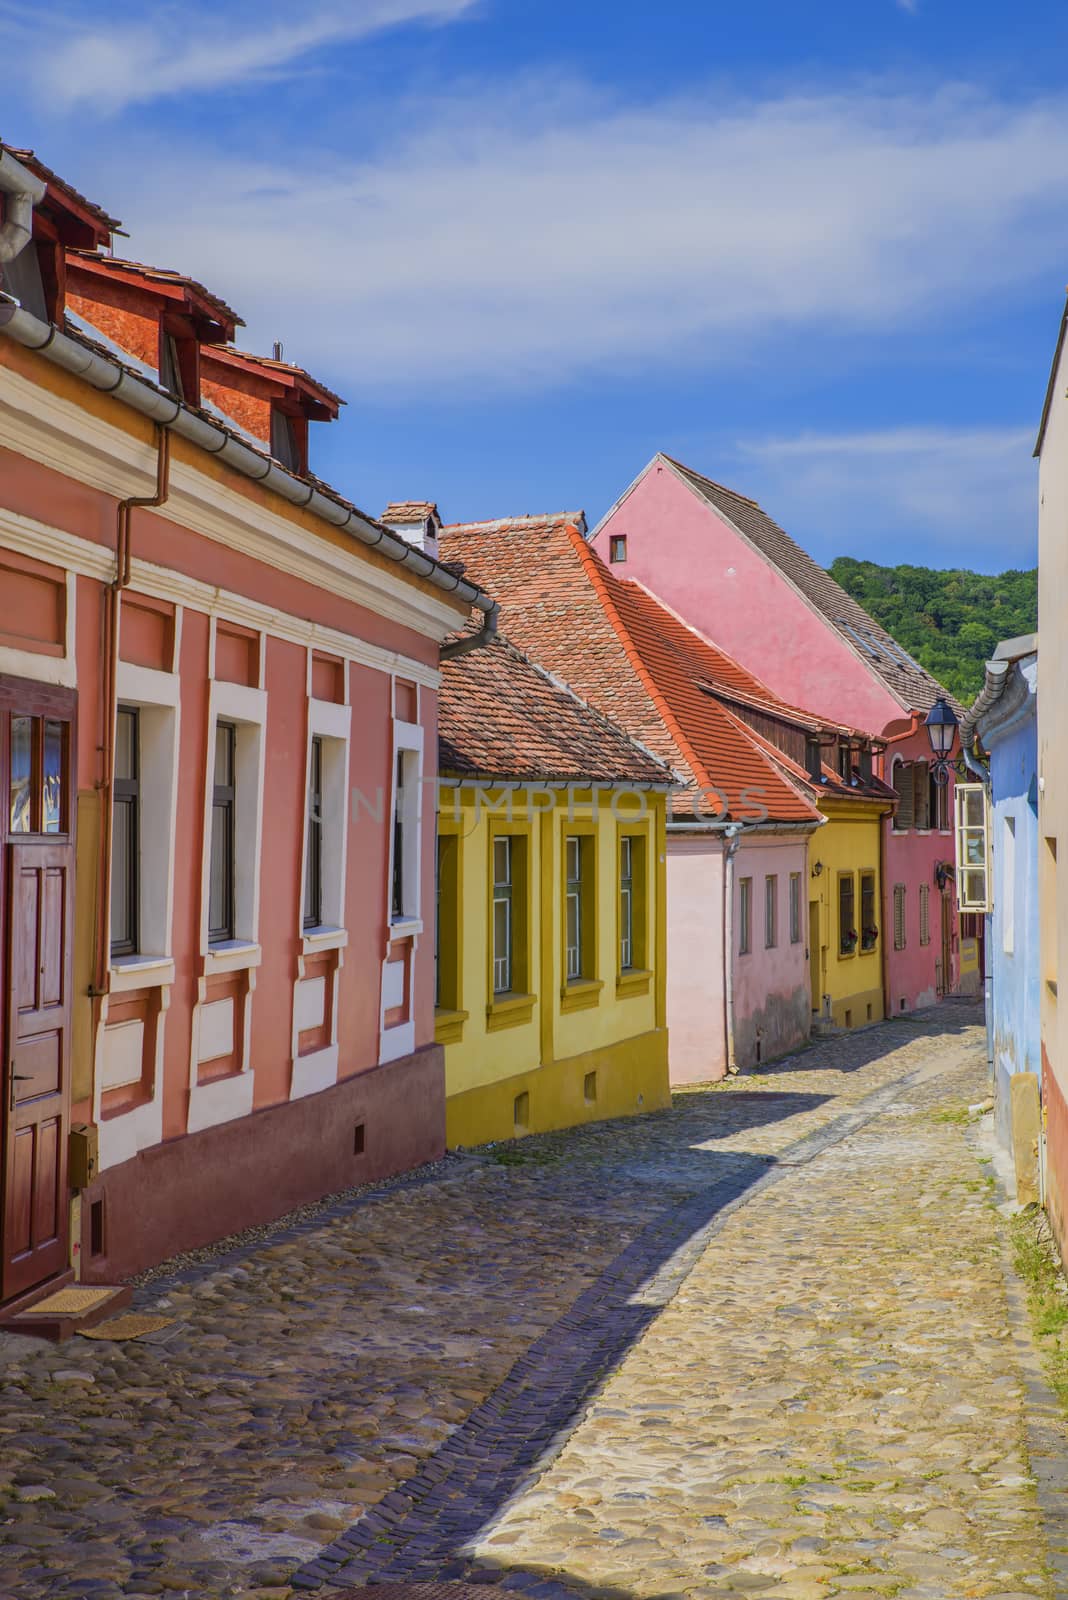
879,802,891,1021
439,602,499,662
93,427,172,1000
960,691,995,1081
722,822,744,1075
0,149,46,264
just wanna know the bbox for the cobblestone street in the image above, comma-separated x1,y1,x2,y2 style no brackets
1,1003,1064,1600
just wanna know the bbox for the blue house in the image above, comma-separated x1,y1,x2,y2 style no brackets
961,635,1039,1166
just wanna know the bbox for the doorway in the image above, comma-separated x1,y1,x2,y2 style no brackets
808,899,822,1014
1,682,76,1304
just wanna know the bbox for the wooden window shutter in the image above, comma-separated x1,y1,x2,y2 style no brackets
893,762,914,831
913,762,930,830
893,883,906,950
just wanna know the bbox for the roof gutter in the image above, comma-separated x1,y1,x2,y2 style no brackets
0,302,496,622
0,148,46,264
440,604,498,661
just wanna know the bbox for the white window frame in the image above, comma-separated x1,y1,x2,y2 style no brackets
299,698,351,950
739,876,752,955
764,873,778,949
109,661,181,982
789,872,802,945
955,782,991,913
199,679,268,969
389,719,424,936
1003,814,1016,956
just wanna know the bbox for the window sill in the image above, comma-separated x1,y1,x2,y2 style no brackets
486,991,536,1032
205,940,262,975
560,977,604,1013
110,955,175,993
616,967,653,998
389,917,423,942
435,1006,469,1045
302,924,348,955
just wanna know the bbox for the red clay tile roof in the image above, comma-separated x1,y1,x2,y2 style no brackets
439,636,675,787
67,250,243,330
657,455,958,715
4,145,120,234
202,344,343,410
439,514,821,825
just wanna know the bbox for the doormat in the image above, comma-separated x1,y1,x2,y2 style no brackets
79,1313,174,1341
16,1286,114,1318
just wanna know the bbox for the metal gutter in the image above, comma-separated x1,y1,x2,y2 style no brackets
0,303,497,621
0,148,46,262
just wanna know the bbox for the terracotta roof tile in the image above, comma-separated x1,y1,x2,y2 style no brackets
439,515,820,825
439,635,675,787
4,145,121,232
383,501,440,524
67,250,243,329
660,455,958,715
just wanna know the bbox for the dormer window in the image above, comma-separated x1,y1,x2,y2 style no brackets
838,743,853,782
805,738,822,781
270,408,300,472
159,332,184,398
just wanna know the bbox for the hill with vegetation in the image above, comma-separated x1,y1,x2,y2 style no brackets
828,558,1038,706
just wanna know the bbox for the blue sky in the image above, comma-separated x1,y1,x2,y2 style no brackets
3,0,1066,572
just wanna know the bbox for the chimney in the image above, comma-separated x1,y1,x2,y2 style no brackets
380,501,442,560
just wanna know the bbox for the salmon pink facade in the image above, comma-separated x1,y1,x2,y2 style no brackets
591,453,966,1018
0,145,488,1315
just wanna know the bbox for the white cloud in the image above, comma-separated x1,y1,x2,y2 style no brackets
728,425,1037,569
18,0,479,111
85,80,1068,393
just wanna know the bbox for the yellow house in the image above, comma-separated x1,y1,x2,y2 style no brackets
808,793,894,1030
436,636,674,1147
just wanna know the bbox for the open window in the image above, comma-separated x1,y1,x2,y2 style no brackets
954,783,991,912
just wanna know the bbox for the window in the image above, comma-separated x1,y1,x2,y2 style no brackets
111,707,139,957
891,760,914,830
1003,815,1016,955
271,408,300,473
805,739,823,781
390,725,423,925
435,832,461,1012
303,735,323,928
954,783,991,912
913,761,931,831
609,535,627,563
159,332,185,399
493,836,513,993
838,743,853,783
860,871,877,951
764,874,778,948
789,872,802,944
839,873,856,955
858,745,873,784
8,714,67,835
565,835,592,979
893,883,907,950
739,877,752,955
620,836,634,970
920,881,931,947
931,769,950,830
208,721,236,943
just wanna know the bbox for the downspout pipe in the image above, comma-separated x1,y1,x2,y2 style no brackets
722,821,744,1075
0,149,46,264
94,428,172,999
440,602,499,661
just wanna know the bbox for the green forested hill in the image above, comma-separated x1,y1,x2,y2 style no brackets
828,558,1038,705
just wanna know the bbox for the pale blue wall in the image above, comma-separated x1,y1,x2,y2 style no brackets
983,663,1040,1153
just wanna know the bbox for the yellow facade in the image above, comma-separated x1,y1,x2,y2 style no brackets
807,796,892,1029
436,786,671,1147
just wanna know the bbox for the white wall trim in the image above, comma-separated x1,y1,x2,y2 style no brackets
113,658,181,968
0,569,78,687
0,363,466,643
379,1018,415,1065
0,503,441,688
187,1068,255,1135
290,1043,339,1101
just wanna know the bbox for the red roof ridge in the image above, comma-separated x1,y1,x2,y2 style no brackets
442,511,586,536
572,532,713,792
67,249,243,327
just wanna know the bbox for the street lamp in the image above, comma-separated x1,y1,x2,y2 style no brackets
924,696,959,786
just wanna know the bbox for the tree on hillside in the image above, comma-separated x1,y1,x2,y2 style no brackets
828,558,1037,704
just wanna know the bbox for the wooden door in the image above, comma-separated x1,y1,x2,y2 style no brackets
2,842,73,1298
939,891,952,998
808,900,822,1013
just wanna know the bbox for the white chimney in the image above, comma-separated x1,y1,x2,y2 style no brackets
380,502,442,560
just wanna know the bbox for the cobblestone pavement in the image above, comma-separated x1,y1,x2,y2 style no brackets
0,1002,1062,1600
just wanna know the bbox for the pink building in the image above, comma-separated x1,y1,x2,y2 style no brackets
0,145,492,1325
591,455,966,1013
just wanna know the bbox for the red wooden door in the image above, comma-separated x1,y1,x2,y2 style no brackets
2,843,73,1299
